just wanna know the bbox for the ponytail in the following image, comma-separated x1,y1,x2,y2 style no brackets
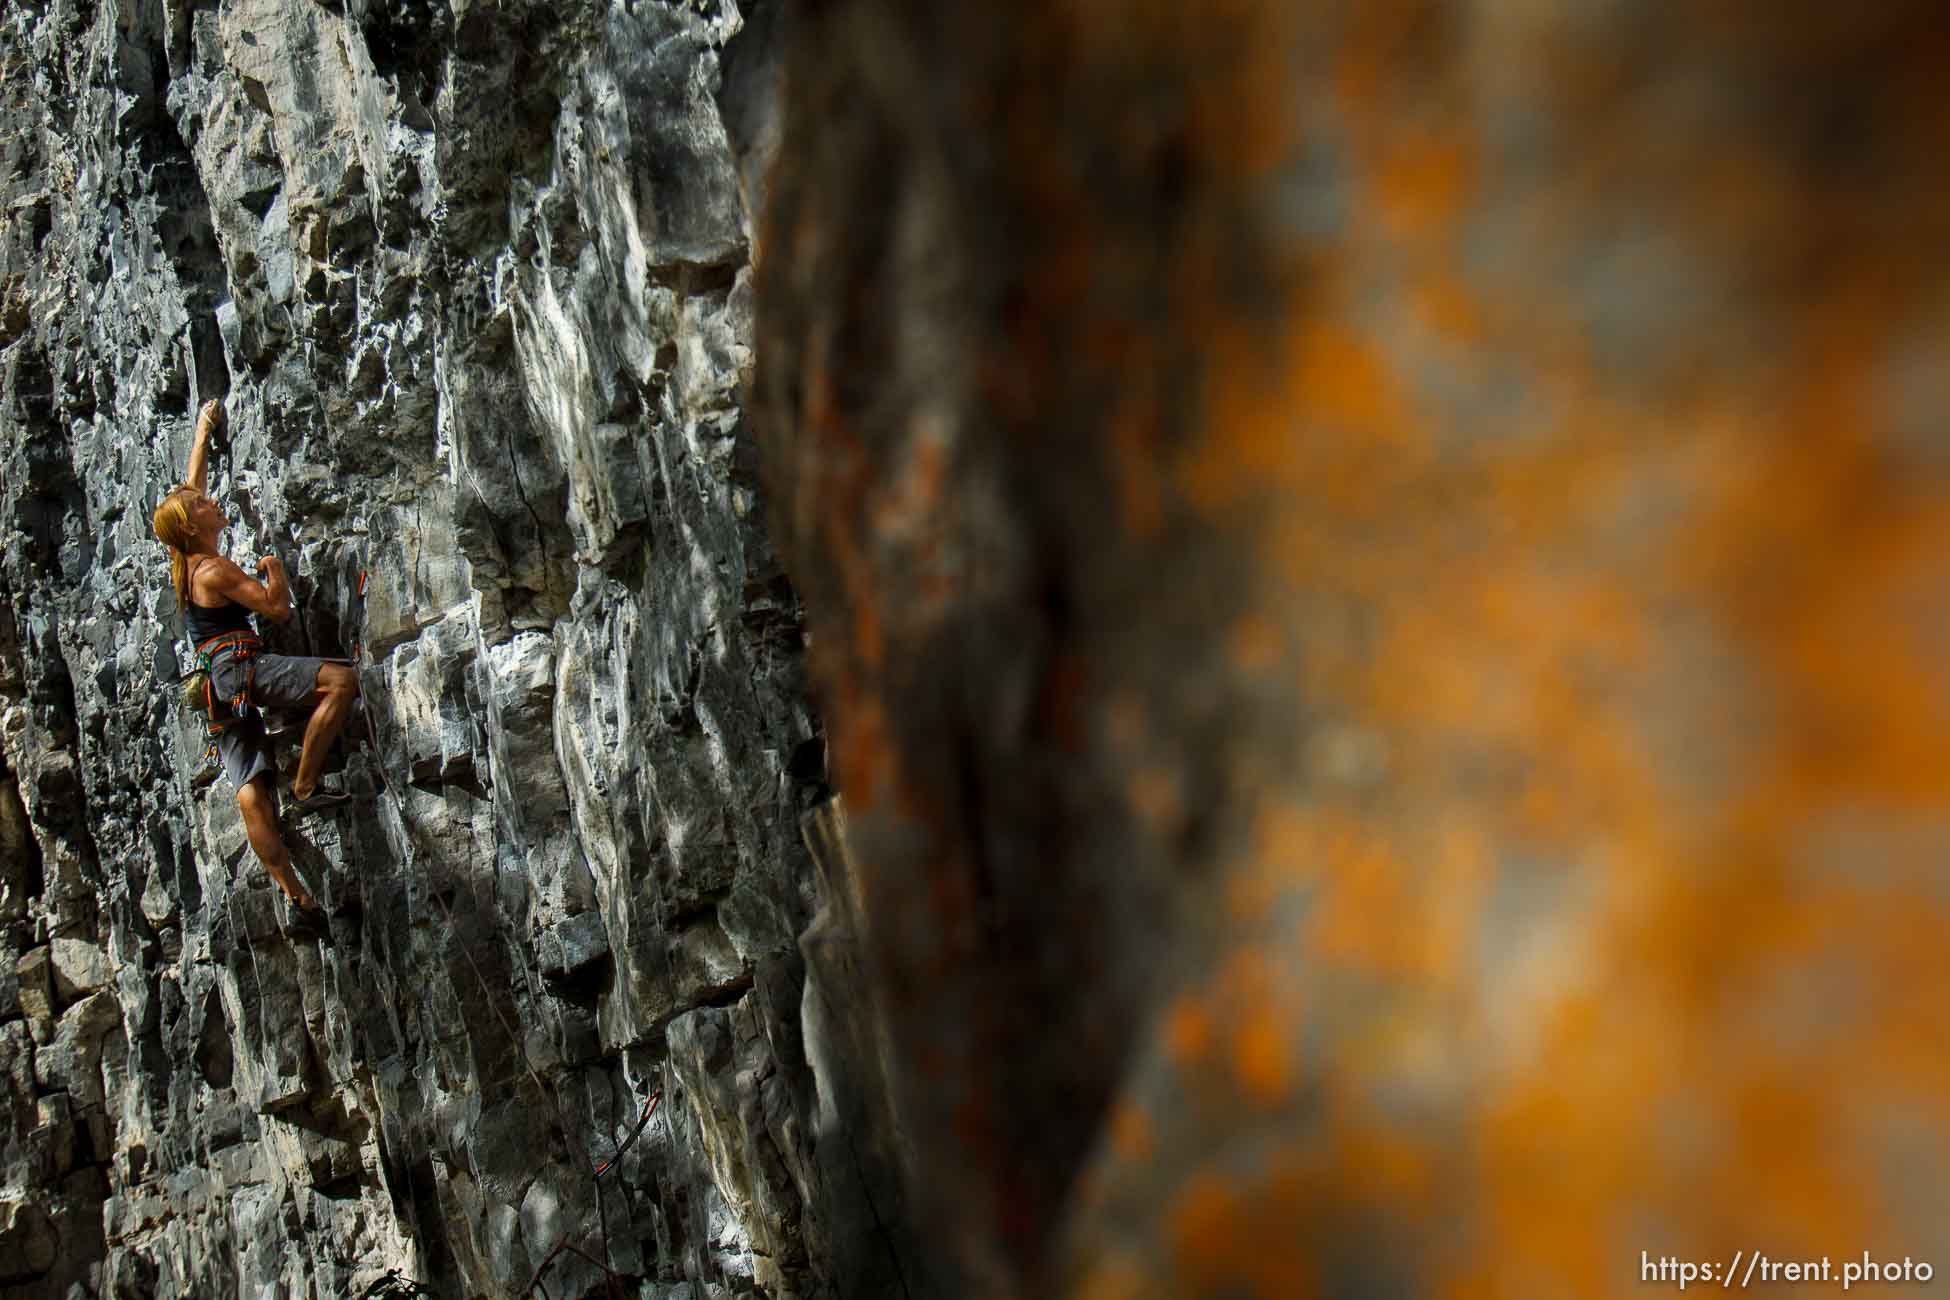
152,489,198,613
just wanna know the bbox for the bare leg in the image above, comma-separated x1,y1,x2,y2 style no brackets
237,777,319,910
291,663,359,800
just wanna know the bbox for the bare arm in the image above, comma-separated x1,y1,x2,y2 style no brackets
201,554,292,623
185,399,224,492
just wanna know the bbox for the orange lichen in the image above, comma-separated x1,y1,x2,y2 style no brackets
831,695,891,811
1164,998,1214,1066
1373,135,1476,240
1071,1255,1146,1300
1334,1119,1438,1204
1225,613,1283,673
1224,866,1280,925
1166,1172,1248,1290
1305,833,1424,979
1231,1005,1295,1107
1126,767,1184,833
1413,272,1489,346
1107,1100,1154,1164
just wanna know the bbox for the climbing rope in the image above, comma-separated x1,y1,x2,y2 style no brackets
523,1089,662,1299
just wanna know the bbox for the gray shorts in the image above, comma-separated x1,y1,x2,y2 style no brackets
208,647,326,791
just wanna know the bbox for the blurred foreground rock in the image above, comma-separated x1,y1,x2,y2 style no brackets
757,1,1950,1296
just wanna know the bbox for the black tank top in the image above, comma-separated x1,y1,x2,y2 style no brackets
183,556,254,644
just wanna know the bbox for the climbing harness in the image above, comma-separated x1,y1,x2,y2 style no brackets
180,629,265,760
171,548,262,733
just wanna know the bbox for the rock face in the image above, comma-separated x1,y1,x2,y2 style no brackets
0,1,873,1296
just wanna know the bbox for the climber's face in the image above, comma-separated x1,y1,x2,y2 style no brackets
183,489,227,537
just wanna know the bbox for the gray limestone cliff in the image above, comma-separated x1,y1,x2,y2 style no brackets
0,2,907,1297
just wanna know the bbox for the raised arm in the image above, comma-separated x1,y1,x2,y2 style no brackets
201,554,293,624
185,399,224,493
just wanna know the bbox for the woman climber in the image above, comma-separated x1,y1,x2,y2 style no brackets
152,398,360,923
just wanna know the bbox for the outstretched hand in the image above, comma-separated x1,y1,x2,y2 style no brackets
196,398,228,446
184,399,225,491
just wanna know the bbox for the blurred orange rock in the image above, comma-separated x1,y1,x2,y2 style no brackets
757,2,1950,1296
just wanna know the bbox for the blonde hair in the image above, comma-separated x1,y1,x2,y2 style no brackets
152,487,200,613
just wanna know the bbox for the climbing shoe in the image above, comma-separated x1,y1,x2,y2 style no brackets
286,782,354,817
